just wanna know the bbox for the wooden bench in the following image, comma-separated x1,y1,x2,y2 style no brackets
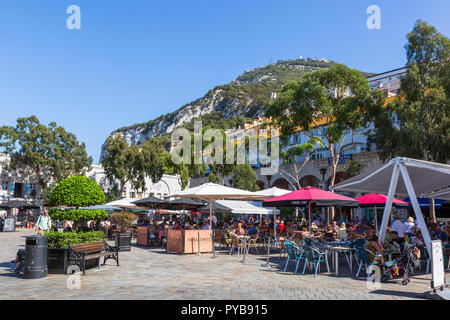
68,240,119,275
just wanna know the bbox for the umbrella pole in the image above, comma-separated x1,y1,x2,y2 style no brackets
374,206,378,235
210,201,216,259
273,208,276,237
308,202,311,233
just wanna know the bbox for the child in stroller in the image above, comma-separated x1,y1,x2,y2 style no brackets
374,242,420,285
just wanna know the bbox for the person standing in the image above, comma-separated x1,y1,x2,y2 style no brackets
35,210,52,235
391,214,406,244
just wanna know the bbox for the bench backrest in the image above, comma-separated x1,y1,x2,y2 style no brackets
70,241,106,254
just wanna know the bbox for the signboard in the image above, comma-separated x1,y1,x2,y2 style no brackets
166,229,183,253
3,217,16,232
166,229,213,254
431,240,446,289
183,230,213,254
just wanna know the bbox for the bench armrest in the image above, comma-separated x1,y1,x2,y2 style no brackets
105,241,120,253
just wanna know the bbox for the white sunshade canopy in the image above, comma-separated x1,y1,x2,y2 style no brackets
199,200,279,215
330,157,450,197
250,187,292,201
330,157,450,258
105,198,140,209
168,182,259,201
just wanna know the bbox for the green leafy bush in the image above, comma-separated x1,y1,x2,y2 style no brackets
110,211,137,232
49,176,106,207
45,230,105,249
49,209,108,222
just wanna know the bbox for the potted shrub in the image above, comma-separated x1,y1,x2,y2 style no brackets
45,176,108,273
110,211,137,251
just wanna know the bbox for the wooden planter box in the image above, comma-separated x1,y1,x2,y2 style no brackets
47,248,68,274
137,226,149,246
166,229,212,254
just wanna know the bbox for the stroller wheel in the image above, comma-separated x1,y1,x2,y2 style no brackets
402,280,408,285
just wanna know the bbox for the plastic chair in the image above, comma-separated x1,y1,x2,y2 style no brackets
302,246,330,278
354,246,381,280
283,241,304,274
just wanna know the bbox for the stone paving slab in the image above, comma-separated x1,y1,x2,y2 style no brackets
0,229,447,300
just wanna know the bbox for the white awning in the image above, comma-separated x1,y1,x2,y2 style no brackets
199,200,279,215
330,157,450,197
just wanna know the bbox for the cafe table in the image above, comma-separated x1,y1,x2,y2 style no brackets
315,245,354,275
236,235,251,263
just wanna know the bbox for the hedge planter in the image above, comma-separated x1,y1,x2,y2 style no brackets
115,233,132,251
47,248,69,274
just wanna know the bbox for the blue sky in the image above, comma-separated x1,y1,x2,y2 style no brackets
1,0,449,163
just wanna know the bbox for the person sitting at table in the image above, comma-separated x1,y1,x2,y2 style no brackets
201,221,211,230
331,220,339,232
310,222,319,233
347,223,356,233
236,222,245,235
383,226,393,245
248,223,258,236
184,222,194,230
337,222,347,240
324,225,334,241
224,228,233,248
365,233,384,262
278,220,287,235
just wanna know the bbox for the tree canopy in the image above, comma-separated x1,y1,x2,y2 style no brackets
0,116,92,189
101,135,166,195
265,64,383,187
368,20,450,163
232,164,259,192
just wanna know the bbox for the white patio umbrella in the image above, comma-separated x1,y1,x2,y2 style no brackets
248,187,291,235
106,198,143,209
168,182,260,228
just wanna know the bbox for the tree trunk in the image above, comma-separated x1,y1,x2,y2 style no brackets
329,150,338,222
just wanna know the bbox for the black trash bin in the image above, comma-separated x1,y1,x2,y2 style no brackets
115,232,132,251
24,235,48,279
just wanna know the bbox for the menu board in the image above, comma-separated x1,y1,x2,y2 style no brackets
431,240,445,289
3,217,16,232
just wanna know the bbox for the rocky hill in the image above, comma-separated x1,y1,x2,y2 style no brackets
100,58,371,161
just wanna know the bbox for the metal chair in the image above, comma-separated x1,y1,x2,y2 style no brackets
283,241,305,274
247,235,259,254
229,236,244,255
302,246,330,278
354,246,381,280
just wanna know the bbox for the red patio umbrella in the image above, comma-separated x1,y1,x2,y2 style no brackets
262,186,358,232
355,193,410,234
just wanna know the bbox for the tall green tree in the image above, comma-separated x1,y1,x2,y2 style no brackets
0,116,92,190
265,64,383,189
232,164,259,191
101,135,166,196
368,21,450,163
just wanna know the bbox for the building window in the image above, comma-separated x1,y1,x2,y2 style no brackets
1,181,8,191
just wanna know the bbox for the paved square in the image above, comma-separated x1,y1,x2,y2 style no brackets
1,229,447,300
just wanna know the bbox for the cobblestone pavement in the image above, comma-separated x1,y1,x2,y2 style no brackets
1,229,447,300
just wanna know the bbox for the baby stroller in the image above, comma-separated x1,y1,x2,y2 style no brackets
375,242,420,285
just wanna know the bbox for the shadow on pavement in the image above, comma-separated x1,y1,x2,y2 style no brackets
369,289,425,299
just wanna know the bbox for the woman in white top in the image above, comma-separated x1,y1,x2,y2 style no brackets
337,223,348,240
404,217,415,236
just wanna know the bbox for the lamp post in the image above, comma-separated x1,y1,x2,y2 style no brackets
266,175,272,188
